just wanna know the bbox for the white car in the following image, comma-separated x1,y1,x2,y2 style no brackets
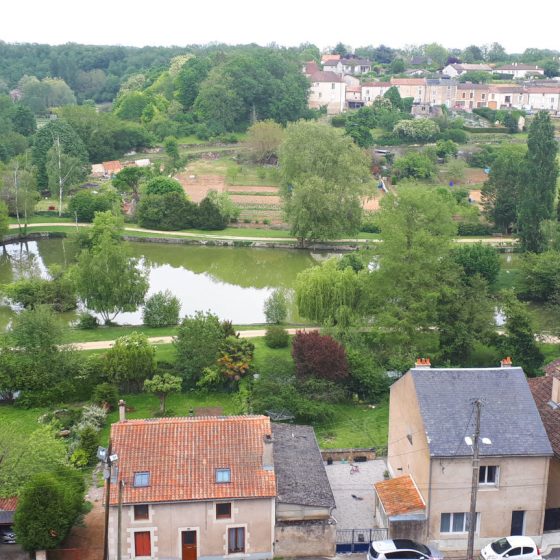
367,539,443,560
480,536,541,560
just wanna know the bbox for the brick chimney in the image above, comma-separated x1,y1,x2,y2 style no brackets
500,357,513,368
415,358,431,369
119,399,126,422
262,433,274,471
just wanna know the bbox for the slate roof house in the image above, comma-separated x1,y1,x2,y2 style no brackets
107,407,335,560
386,360,553,552
529,375,560,531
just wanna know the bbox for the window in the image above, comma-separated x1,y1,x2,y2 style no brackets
228,527,245,553
440,512,479,533
479,465,499,485
134,505,149,520
133,472,150,488
508,548,523,556
482,94,486,100
216,468,231,483
332,83,336,90
216,502,232,519
470,92,474,99
134,531,151,557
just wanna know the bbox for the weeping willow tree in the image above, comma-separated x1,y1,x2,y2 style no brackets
295,258,363,325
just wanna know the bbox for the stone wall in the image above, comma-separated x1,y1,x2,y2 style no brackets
388,519,426,542
274,519,336,558
321,448,377,462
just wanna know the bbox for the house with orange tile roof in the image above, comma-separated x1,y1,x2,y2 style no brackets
0,497,18,529
107,406,335,559
387,359,553,552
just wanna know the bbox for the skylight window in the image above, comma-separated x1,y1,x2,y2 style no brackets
133,471,150,487
216,468,231,483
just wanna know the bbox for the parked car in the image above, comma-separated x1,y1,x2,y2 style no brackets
368,539,443,560
480,536,541,560
0,529,16,545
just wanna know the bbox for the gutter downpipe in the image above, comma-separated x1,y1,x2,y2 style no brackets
426,456,433,543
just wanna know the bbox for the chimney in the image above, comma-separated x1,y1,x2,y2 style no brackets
119,399,126,422
415,358,431,369
262,433,274,471
500,357,513,368
552,377,560,404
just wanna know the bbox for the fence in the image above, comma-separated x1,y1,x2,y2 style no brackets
336,528,389,553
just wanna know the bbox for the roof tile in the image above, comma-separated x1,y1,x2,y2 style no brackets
374,475,425,516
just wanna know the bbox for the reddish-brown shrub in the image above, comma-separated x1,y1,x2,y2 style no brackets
291,330,349,382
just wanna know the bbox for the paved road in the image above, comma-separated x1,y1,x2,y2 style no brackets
72,327,319,350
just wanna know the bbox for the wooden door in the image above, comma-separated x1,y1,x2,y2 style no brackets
182,530,197,560
134,531,151,557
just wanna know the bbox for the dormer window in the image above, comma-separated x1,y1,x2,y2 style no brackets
216,468,231,483
134,471,150,487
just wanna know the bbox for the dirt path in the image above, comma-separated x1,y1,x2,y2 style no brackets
72,328,319,351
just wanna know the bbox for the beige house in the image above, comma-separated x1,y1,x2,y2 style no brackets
307,70,346,114
107,409,335,560
455,83,490,110
386,360,553,552
488,85,524,109
426,79,457,108
390,78,427,104
361,82,392,105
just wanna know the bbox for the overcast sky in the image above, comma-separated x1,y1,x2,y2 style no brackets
1,0,557,54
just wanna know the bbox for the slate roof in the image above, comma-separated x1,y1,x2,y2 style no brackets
272,423,335,509
110,415,276,505
0,497,17,525
528,376,560,459
410,367,553,458
374,475,425,517
309,71,344,83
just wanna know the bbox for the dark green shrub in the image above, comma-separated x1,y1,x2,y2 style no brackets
68,190,116,222
457,222,494,236
92,383,119,410
265,326,289,348
331,114,347,128
77,426,99,465
142,290,181,327
144,176,183,195
452,243,501,284
77,312,99,329
136,192,197,230
438,128,468,143
196,195,228,230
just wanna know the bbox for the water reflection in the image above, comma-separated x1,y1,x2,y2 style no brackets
0,240,321,327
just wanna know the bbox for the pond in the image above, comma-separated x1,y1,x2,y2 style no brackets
0,239,331,329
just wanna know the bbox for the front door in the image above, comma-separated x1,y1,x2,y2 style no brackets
511,511,525,535
182,530,197,560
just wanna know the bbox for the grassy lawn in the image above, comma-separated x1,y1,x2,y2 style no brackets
0,404,48,437
539,343,560,365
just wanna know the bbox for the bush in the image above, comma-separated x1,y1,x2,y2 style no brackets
518,251,560,303
3,273,77,312
361,213,380,233
292,330,349,382
77,312,99,329
92,383,119,410
144,176,183,195
393,151,437,179
438,128,468,143
467,145,496,168
136,191,198,230
67,190,116,222
265,326,290,348
346,346,389,401
393,118,440,142
331,114,347,128
143,290,181,327
196,190,239,230
77,425,99,465
435,139,458,160
457,222,494,236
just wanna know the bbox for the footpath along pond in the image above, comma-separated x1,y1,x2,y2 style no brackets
0,239,335,328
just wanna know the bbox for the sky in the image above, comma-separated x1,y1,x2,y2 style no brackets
1,0,558,54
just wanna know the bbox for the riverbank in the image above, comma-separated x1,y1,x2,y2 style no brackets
5,222,517,250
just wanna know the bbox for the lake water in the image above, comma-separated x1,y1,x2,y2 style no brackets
0,239,330,328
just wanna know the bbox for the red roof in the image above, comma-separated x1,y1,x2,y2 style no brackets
529,377,560,459
0,497,18,511
109,415,276,505
545,359,560,377
390,78,426,86
103,160,123,173
374,474,425,517
304,61,320,75
362,82,391,88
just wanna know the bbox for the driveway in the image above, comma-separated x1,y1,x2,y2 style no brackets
325,459,387,530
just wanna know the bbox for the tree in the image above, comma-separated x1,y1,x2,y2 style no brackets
279,121,370,245
144,373,182,414
481,144,526,233
462,45,484,62
392,151,437,179
112,166,146,203
11,105,36,136
458,71,492,84
136,191,197,231
543,59,560,78
104,333,156,392
68,190,116,222
31,119,88,191
518,111,559,252
0,158,38,234
174,311,225,385
145,176,184,196
295,258,362,324
246,120,284,163
263,288,289,324
216,337,255,383
291,331,349,382
196,191,238,230
332,43,349,57
72,212,149,323
452,243,501,284
424,43,449,68
499,292,544,376
518,251,560,303
13,467,84,552
163,136,183,173
0,200,9,242
393,119,440,142
142,290,181,327
389,58,405,74
10,304,64,353
486,43,507,63
175,56,212,110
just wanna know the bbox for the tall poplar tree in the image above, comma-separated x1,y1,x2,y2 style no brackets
518,111,559,252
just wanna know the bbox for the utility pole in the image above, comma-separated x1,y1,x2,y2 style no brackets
103,440,112,560
467,399,482,560
117,479,124,560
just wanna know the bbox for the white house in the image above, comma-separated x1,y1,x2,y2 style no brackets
442,63,492,78
308,71,346,114
493,63,544,79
